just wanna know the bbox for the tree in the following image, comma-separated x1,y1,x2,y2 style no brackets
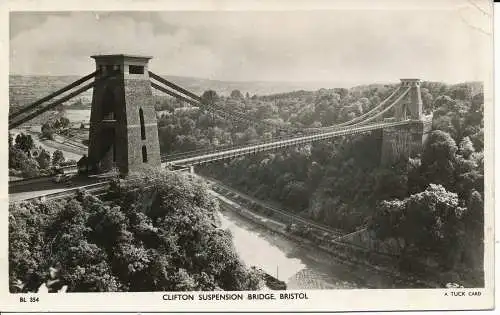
59,117,70,129
471,93,484,112
372,165,408,200
433,95,456,115
230,90,243,99
9,146,29,170
35,149,51,170
469,129,484,152
402,184,465,252
54,117,69,130
243,127,258,143
281,181,309,212
52,150,65,166
371,184,466,269
201,90,219,104
449,85,472,101
421,130,458,190
465,190,484,242
20,158,40,178
256,103,278,120
41,123,55,140
458,137,475,159
420,87,434,113
15,133,34,154
370,199,405,244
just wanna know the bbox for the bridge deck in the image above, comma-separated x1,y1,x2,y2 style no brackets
162,120,414,166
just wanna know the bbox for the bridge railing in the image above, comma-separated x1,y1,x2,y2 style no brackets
162,122,368,162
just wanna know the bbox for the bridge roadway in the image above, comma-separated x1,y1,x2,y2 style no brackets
161,119,413,166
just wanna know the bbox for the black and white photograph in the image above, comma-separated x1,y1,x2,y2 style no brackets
2,0,494,312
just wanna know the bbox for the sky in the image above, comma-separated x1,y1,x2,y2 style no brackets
9,1,492,84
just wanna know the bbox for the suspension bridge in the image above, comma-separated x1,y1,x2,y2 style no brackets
8,54,432,201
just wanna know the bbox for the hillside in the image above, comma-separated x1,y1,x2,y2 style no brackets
159,75,355,96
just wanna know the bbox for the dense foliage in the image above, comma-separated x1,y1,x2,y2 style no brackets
9,170,263,292
8,133,73,178
156,82,484,285
41,116,70,140
154,85,404,155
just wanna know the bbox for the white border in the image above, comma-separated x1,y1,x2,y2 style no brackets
0,0,495,312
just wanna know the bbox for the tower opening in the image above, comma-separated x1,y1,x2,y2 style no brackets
139,108,146,140
129,65,144,74
142,145,148,163
102,85,116,120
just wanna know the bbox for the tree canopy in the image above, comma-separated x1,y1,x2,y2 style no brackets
9,170,263,292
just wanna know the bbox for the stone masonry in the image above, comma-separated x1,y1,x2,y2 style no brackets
87,54,161,175
380,79,431,165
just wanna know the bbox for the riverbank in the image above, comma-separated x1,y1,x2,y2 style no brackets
210,185,442,288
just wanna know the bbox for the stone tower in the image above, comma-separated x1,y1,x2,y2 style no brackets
380,79,432,165
88,54,161,175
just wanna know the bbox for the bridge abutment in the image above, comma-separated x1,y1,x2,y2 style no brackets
381,79,432,166
381,119,432,165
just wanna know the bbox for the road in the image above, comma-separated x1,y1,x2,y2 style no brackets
11,126,83,161
9,126,88,202
9,176,100,202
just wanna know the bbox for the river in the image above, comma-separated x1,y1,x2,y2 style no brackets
218,208,413,290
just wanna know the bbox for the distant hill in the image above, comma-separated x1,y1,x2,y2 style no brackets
10,75,93,108
9,74,355,107
156,74,355,97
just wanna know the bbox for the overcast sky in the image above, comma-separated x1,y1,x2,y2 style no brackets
9,2,492,84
